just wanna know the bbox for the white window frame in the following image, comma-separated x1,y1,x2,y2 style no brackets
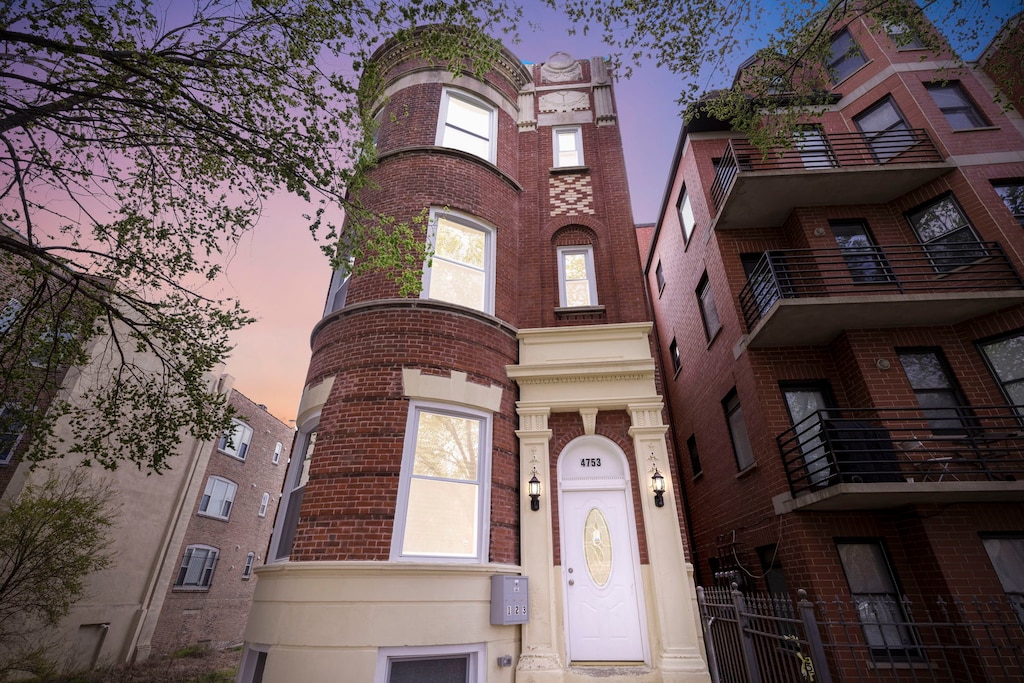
174,544,219,589
199,475,237,520
422,208,496,315
556,245,598,308
258,492,270,518
552,126,584,167
272,441,282,465
390,401,492,563
375,643,485,683
435,89,496,163
269,420,318,562
218,419,253,460
677,186,695,243
0,405,25,466
242,551,256,579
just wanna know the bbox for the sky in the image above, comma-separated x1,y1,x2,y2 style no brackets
219,0,1020,423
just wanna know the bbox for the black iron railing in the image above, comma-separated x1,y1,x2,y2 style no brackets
778,405,1024,497
738,243,1023,330
710,129,946,213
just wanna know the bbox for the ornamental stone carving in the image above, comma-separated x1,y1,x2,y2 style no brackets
541,52,583,83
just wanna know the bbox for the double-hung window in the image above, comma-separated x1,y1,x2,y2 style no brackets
242,552,256,579
828,29,867,83
392,402,491,562
437,89,496,163
906,194,986,272
994,183,1024,228
977,330,1024,412
897,348,972,433
258,492,270,517
926,82,988,130
175,544,219,589
553,126,583,167
885,22,924,49
557,246,597,307
272,441,282,465
273,429,316,561
219,419,253,460
836,540,919,659
199,476,237,520
423,210,495,314
855,97,912,162
723,389,755,470
677,186,696,243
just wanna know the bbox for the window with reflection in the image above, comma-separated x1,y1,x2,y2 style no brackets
437,89,495,162
905,194,985,272
977,330,1024,411
424,210,494,314
392,403,491,562
553,126,583,167
828,29,867,83
993,183,1024,228
557,245,597,307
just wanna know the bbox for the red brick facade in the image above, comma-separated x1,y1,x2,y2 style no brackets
646,5,1024,633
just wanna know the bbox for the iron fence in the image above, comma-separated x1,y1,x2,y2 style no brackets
776,405,1024,497
737,243,1023,331
698,586,1024,683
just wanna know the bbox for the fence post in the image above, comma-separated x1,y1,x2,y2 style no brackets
731,583,763,683
797,589,833,683
696,587,722,683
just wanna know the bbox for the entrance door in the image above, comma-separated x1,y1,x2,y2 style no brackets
561,486,645,662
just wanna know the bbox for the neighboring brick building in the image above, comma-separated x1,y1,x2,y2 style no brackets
643,9,1024,681
241,30,710,683
148,389,293,654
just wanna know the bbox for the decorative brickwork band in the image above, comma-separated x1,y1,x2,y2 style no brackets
549,173,595,216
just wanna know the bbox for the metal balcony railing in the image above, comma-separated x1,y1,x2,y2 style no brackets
738,242,1023,330
710,129,946,213
778,405,1024,497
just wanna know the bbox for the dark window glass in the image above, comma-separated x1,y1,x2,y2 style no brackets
836,541,919,658
686,434,702,476
994,183,1024,228
828,29,868,83
655,261,666,293
697,273,721,340
926,82,988,130
906,195,986,272
669,338,681,373
830,221,893,283
897,348,971,433
977,330,1024,410
723,389,755,470
854,97,912,162
390,656,469,683
981,536,1024,625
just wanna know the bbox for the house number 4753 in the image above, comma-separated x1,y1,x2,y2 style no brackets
580,458,601,467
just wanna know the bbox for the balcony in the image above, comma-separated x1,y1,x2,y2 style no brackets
775,406,1024,513
710,130,952,230
738,243,1024,348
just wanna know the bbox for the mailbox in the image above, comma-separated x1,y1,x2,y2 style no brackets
490,575,529,625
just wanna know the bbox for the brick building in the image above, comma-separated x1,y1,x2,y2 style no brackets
642,8,1024,679
147,388,293,655
241,29,710,683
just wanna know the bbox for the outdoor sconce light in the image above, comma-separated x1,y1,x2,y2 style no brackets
651,468,666,508
529,469,541,511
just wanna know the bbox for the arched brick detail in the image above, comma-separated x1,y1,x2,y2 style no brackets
551,224,599,247
543,214,608,242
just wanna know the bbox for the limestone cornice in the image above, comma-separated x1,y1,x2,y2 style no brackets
506,359,655,386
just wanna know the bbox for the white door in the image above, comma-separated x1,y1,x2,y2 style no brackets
562,487,645,662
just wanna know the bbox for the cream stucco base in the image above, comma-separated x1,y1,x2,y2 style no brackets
244,562,523,683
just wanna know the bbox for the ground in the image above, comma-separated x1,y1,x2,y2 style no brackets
37,647,241,683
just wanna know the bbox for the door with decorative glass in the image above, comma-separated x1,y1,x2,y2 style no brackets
559,439,646,663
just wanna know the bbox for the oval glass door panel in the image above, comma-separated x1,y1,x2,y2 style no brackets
583,507,612,587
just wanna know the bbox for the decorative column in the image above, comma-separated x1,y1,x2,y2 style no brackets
515,407,563,681
629,403,711,682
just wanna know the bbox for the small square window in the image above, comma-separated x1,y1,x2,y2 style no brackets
553,126,583,167
828,29,868,83
926,82,988,130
